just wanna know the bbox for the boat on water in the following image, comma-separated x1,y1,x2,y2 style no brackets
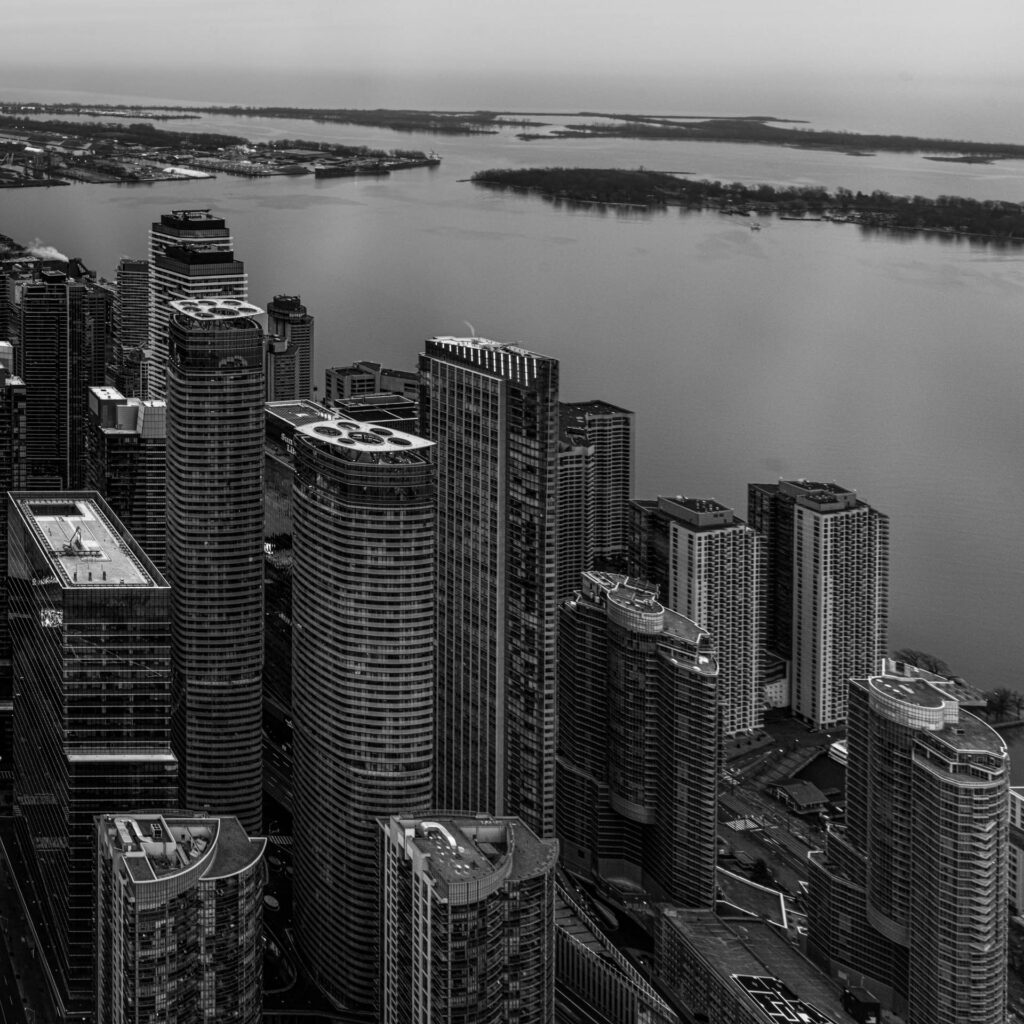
750,221,762,231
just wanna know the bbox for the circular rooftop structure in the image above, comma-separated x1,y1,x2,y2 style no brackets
170,298,264,321
297,418,432,454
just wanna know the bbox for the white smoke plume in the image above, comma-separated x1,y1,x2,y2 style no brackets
26,239,68,262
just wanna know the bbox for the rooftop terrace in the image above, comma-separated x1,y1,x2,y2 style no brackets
15,494,158,589
101,812,264,885
388,813,558,895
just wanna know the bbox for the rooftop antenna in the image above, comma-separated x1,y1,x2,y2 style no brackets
464,320,477,339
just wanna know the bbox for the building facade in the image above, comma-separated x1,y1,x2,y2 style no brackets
807,661,1008,1024
630,495,764,736
112,257,148,397
147,210,244,398
166,298,264,834
85,386,167,570
325,360,419,403
420,336,559,839
1010,787,1024,914
557,572,719,907
266,294,314,401
4,258,112,487
291,415,435,1008
95,813,265,1024
9,492,177,1016
380,814,558,1024
748,480,888,728
556,401,634,601
0,369,25,808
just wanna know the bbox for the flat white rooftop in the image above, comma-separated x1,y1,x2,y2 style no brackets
16,495,156,588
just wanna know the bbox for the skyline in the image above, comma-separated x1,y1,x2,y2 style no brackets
1,5,1022,1008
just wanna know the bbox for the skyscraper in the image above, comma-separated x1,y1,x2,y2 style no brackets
166,298,264,834
5,258,112,487
291,415,435,1008
96,812,265,1024
556,400,634,600
266,294,314,400
86,386,167,569
380,813,558,1024
147,210,245,398
807,660,1008,1024
420,336,559,839
0,369,26,809
629,495,764,736
112,257,148,397
557,571,720,907
8,492,177,1015
748,479,888,728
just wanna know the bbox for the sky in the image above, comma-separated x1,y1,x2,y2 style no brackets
4,0,1024,135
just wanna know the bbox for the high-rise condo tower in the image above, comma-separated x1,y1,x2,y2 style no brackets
147,210,245,398
291,415,435,1008
748,479,888,728
166,298,264,833
807,660,1008,1024
629,495,764,736
419,336,559,839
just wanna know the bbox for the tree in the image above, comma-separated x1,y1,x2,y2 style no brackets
892,648,951,676
985,687,1015,722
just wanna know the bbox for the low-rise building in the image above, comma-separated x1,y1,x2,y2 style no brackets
656,908,858,1024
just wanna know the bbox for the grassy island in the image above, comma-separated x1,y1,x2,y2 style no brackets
471,167,1024,241
522,114,1024,160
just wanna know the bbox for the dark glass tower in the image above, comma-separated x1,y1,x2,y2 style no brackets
291,415,435,1009
8,492,176,1016
5,260,112,488
86,386,167,570
556,400,634,600
419,336,559,839
166,298,264,834
0,369,26,809
266,294,314,401
112,257,148,397
557,572,720,907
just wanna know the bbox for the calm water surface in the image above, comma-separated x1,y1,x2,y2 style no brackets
2,115,1023,737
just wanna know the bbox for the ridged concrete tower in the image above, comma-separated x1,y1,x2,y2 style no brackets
291,416,435,1009
166,298,264,834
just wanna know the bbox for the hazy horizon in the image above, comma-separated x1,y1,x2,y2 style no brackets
5,1,1024,143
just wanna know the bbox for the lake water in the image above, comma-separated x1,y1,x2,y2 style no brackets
2,114,1024,752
